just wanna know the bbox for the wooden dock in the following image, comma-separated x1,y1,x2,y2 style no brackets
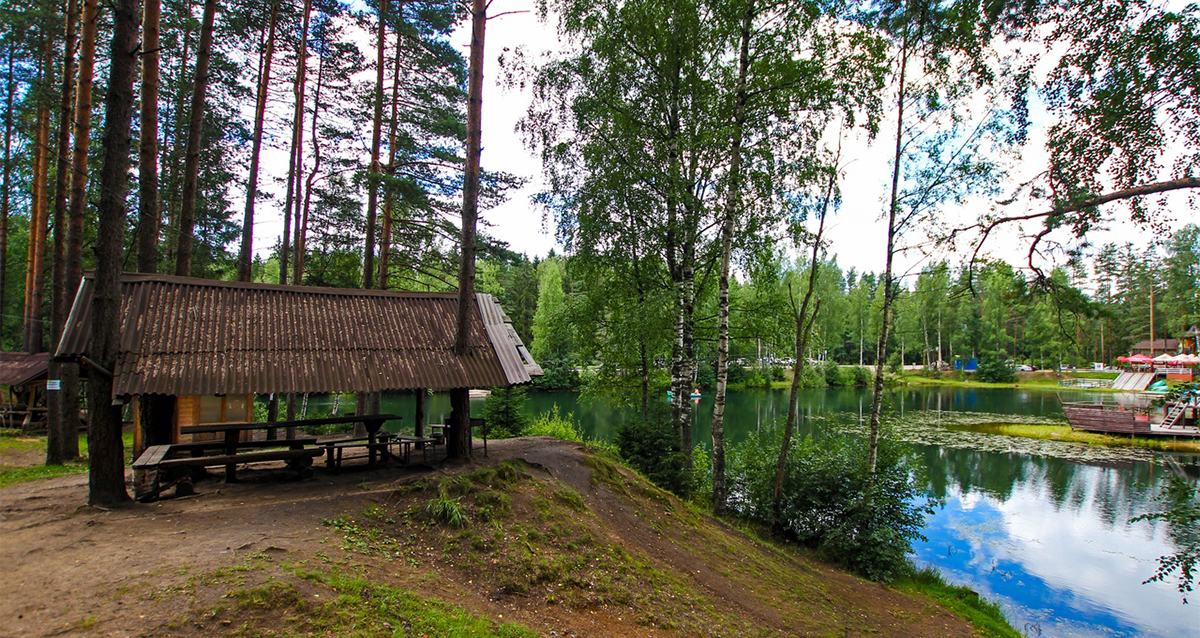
1061,400,1200,438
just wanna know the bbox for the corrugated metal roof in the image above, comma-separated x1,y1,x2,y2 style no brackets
56,274,541,397
0,352,50,387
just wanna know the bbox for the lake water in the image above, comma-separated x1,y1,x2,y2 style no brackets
299,386,1200,637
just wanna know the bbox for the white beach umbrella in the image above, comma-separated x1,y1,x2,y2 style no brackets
1152,353,1175,362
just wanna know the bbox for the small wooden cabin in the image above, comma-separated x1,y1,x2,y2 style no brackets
56,274,541,452
0,352,50,429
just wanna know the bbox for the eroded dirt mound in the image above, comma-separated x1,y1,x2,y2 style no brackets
0,437,984,637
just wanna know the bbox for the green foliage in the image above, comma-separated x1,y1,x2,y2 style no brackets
886,351,902,375
689,444,713,507
847,366,873,386
1130,470,1200,603
821,359,843,386
482,386,531,438
728,427,934,581
425,494,470,528
531,257,572,362
475,491,513,521
530,359,582,391
727,363,749,385
227,571,541,637
797,365,823,388
615,404,691,497
976,351,1016,383
528,404,583,442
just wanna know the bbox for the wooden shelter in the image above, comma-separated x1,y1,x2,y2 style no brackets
55,274,541,453
0,352,50,429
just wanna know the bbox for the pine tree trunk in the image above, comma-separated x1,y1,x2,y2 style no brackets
281,0,312,286
0,52,13,329
137,0,170,448
48,0,79,465
161,0,194,267
711,0,753,513
236,0,278,282
173,0,217,277
362,0,387,290
449,0,487,458
298,54,326,285
136,0,161,274
378,24,403,290
88,0,140,506
24,28,54,355
59,0,99,463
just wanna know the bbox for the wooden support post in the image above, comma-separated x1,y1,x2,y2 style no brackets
414,389,425,448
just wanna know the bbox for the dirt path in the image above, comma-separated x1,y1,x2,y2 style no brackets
0,438,985,638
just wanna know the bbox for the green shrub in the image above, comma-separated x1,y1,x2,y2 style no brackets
482,386,531,438
529,404,583,441
769,366,785,382
727,363,748,384
425,495,470,528
821,359,842,386
615,403,690,496
796,365,823,388
887,351,902,374
690,444,713,506
976,351,1015,383
847,366,872,386
727,427,934,582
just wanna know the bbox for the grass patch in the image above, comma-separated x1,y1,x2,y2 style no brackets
0,431,137,487
1070,371,1119,380
899,374,1129,392
945,422,1200,453
206,571,541,638
0,462,89,486
894,566,1020,638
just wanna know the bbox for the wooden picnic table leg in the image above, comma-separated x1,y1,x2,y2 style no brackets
366,420,379,465
224,430,239,482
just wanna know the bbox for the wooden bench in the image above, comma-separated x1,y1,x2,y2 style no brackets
159,448,324,472
393,435,438,464
132,445,324,501
171,436,318,455
321,434,403,470
133,445,176,502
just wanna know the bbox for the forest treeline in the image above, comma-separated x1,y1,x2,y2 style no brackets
491,224,1199,396
1,0,1197,521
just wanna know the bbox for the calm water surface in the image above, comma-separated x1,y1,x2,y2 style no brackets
300,386,1200,638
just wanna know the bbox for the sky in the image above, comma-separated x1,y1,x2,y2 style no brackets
446,7,1196,281
247,4,1196,282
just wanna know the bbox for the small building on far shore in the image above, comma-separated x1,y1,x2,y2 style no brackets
55,274,541,453
1129,338,1181,357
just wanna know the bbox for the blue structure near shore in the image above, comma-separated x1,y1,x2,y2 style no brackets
955,358,978,371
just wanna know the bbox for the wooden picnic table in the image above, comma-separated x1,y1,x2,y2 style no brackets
180,413,401,481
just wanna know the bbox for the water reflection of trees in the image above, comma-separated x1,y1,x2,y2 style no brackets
919,445,1169,527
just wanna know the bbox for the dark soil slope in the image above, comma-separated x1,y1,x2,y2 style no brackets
0,437,984,638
